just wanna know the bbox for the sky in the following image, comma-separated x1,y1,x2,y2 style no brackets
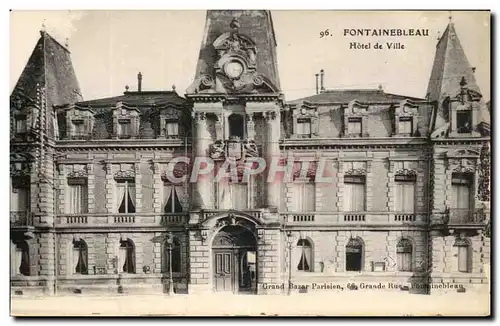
9,10,490,102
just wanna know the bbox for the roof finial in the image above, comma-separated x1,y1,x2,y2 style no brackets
41,20,46,32
172,84,176,92
448,11,453,23
230,17,240,31
65,37,69,48
437,30,441,41
378,84,383,91
460,76,467,88
125,85,129,92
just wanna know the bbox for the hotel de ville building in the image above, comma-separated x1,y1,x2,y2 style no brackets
10,10,490,296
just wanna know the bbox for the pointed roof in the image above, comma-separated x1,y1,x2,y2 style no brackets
426,22,490,129
187,10,281,95
10,31,83,138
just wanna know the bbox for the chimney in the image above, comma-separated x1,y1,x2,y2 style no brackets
137,72,143,92
320,69,325,92
315,73,319,94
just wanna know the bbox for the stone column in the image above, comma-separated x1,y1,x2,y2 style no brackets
246,113,255,140
264,110,280,209
152,162,163,214
134,161,142,214
87,162,95,213
192,111,211,210
188,230,210,294
257,228,282,294
105,160,115,214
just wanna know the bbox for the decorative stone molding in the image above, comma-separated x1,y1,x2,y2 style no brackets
450,159,476,174
343,161,367,176
343,100,369,137
10,162,31,177
448,77,483,137
193,112,207,122
264,111,277,123
114,164,136,180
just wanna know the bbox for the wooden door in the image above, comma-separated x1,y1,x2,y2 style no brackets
213,250,234,292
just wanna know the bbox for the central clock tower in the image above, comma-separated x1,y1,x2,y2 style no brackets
186,10,285,295
186,10,283,216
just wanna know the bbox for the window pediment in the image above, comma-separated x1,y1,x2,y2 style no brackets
446,149,480,159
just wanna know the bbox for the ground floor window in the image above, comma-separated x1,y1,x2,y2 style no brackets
346,238,363,271
119,239,135,273
396,238,413,272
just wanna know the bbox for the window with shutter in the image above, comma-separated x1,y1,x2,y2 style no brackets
396,239,413,272
343,176,365,212
67,178,88,214
296,118,312,138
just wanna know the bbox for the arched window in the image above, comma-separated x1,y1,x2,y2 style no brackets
454,238,470,273
296,239,313,272
73,239,88,275
346,238,363,271
163,238,181,273
13,241,30,276
119,239,135,274
228,114,244,139
396,238,413,272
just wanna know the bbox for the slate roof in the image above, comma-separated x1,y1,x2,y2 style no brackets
10,31,83,138
288,89,426,105
426,22,490,129
75,91,187,108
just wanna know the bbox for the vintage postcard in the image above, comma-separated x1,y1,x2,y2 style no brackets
9,10,491,316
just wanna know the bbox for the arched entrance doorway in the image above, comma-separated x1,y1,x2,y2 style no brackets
212,225,257,293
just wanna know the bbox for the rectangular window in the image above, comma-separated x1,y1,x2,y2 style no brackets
456,111,472,133
293,183,315,211
296,118,311,138
399,117,413,135
66,178,88,214
118,119,132,139
163,183,183,213
72,119,86,138
343,175,365,211
451,174,472,210
15,116,27,134
230,183,248,210
458,246,469,272
116,180,136,213
165,121,179,137
10,186,29,212
348,117,362,136
394,179,415,212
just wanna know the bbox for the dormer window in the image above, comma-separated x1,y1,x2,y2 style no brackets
15,115,27,135
65,106,95,140
165,120,179,138
348,117,362,136
296,118,311,138
399,117,413,136
113,104,140,139
343,101,368,137
457,111,472,133
118,119,132,139
72,119,85,138
292,105,318,139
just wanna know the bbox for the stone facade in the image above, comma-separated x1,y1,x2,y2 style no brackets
10,11,490,296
